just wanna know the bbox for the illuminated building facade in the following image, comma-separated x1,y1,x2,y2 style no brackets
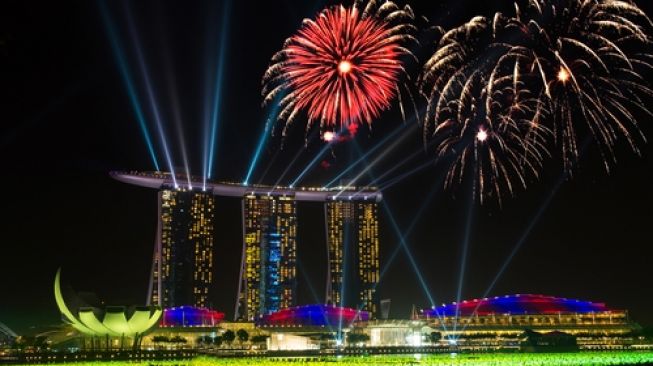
326,200,380,317
160,307,225,327
418,294,641,350
257,304,369,328
236,194,297,321
149,190,215,309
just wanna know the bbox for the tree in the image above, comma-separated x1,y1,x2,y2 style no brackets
222,330,236,345
251,335,269,344
346,333,370,344
236,329,249,343
170,336,187,344
213,335,223,347
152,335,170,344
197,335,223,347
429,332,442,343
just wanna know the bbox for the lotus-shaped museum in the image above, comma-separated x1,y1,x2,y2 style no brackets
54,269,161,337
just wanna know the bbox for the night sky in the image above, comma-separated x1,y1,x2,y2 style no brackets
1,0,652,334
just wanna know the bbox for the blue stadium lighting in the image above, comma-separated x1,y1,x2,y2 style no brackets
257,305,368,328
205,0,232,185
98,1,160,171
425,294,609,318
125,5,178,188
161,307,225,327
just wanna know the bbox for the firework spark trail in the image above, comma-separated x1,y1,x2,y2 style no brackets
263,0,419,141
420,0,652,204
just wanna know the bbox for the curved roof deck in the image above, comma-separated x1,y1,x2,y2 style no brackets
110,171,383,202
423,294,612,318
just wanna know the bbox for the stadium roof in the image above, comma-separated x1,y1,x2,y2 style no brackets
160,306,225,328
257,304,369,327
111,171,382,202
423,294,611,317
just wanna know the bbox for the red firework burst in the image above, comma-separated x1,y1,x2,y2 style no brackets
263,3,413,137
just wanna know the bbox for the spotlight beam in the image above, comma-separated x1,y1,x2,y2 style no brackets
256,150,280,186
378,179,452,334
205,0,232,185
334,122,418,198
363,146,426,187
244,93,285,185
125,3,178,187
98,0,160,171
381,202,436,306
269,130,319,189
458,136,592,334
325,121,413,188
161,45,192,188
458,176,566,335
244,119,273,186
271,145,307,189
378,160,433,192
453,187,475,335
296,260,336,332
348,141,442,317
289,143,333,187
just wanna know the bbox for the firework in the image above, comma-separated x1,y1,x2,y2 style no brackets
262,0,418,141
421,0,652,202
428,62,550,204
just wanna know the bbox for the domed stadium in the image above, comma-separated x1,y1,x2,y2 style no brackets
418,294,641,351
424,294,609,317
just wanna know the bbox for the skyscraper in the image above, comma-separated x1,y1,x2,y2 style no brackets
149,190,215,308
325,200,380,317
236,194,297,321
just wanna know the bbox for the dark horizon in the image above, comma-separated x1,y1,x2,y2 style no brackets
1,0,652,334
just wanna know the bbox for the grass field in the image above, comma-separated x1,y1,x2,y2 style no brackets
25,352,653,365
